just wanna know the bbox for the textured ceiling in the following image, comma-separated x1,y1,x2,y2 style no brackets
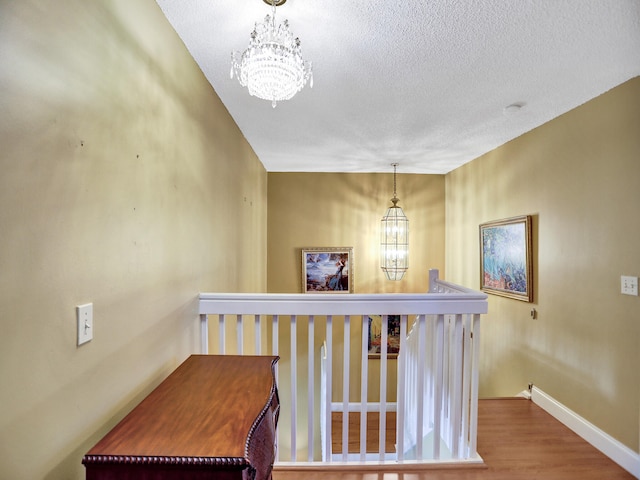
156,0,640,174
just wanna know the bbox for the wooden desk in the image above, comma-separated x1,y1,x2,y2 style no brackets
83,355,279,480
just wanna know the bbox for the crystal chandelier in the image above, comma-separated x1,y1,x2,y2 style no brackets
231,0,313,108
380,163,409,281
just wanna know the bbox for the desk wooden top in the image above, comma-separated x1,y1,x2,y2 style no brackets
84,355,279,466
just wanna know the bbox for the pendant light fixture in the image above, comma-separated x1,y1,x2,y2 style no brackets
380,163,409,281
230,0,313,108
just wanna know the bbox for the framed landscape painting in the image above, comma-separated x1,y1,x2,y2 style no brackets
302,247,353,293
480,215,533,302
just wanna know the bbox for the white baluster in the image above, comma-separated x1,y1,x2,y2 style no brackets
325,316,333,462
379,315,388,460
200,313,208,354
219,314,225,355
342,315,350,461
271,314,279,462
461,314,472,458
416,314,426,460
308,315,315,462
451,314,463,457
433,314,445,459
290,315,297,462
255,314,261,355
469,314,481,457
396,314,408,461
360,315,369,461
237,314,243,355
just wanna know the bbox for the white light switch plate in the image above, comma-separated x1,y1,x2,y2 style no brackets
77,303,93,345
621,276,638,296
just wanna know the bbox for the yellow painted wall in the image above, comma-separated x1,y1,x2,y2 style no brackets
267,172,445,294
446,77,640,451
0,1,267,478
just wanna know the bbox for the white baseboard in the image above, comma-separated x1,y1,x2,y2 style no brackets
531,386,640,478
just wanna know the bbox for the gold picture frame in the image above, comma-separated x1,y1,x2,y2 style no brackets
480,215,533,302
301,247,353,293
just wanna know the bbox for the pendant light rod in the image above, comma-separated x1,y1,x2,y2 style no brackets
391,162,399,204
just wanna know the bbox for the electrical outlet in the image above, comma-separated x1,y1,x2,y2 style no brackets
621,276,638,296
77,303,93,345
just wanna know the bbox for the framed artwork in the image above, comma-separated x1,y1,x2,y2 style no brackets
367,315,400,358
302,247,353,293
480,215,533,302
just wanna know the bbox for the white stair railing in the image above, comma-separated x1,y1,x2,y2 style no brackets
198,270,487,468
400,312,481,461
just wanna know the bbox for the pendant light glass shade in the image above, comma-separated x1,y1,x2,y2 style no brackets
380,164,409,281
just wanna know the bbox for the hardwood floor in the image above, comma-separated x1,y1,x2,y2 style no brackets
273,398,636,480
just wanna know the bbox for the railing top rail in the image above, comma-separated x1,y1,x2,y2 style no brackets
199,270,487,316
429,279,479,294
428,268,479,295
200,298,489,319
198,293,486,315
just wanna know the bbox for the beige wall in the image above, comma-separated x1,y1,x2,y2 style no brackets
446,77,640,451
267,172,445,294
0,1,267,479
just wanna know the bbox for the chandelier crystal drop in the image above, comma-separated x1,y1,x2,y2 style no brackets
230,0,313,108
380,163,409,281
